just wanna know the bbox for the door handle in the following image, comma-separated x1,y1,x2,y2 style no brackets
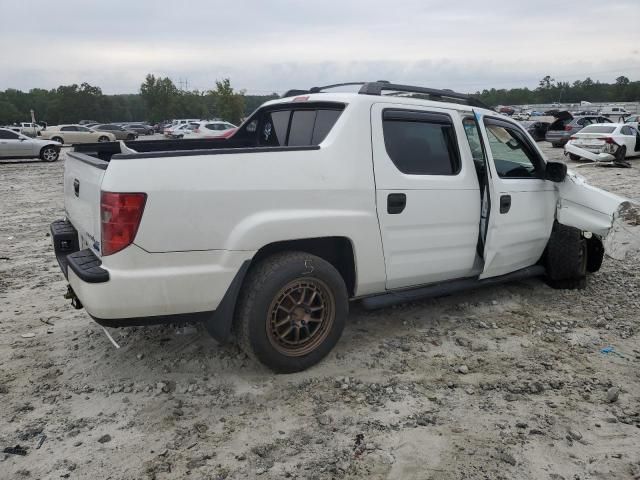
387,193,406,214
500,195,511,214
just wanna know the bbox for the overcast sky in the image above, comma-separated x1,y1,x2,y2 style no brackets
1,0,639,95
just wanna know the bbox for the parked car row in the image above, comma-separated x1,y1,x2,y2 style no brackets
163,119,237,139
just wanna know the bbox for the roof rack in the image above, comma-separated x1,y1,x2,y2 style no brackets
282,81,490,109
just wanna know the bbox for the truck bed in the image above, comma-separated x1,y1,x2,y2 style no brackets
72,137,254,162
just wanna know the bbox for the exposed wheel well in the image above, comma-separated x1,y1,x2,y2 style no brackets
252,237,356,296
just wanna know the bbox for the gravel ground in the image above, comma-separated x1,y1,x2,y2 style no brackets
1,142,639,480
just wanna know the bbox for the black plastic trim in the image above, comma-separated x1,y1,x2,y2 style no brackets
359,81,491,109
205,260,252,343
112,145,320,160
92,310,213,328
67,249,109,283
67,151,108,170
383,110,453,124
361,265,545,310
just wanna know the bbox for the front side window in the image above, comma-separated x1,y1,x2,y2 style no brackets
382,111,460,175
485,121,541,179
462,117,486,164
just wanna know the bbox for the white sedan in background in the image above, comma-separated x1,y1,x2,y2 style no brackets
164,123,198,139
40,125,116,144
183,121,237,139
565,123,640,165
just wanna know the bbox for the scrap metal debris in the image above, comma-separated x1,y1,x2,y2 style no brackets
605,202,640,260
3,445,28,456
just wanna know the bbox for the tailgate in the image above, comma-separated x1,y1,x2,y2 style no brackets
64,151,108,257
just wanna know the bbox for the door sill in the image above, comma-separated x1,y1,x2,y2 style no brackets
361,265,545,310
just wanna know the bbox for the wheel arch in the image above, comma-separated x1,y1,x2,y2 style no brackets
205,236,356,344
251,236,357,297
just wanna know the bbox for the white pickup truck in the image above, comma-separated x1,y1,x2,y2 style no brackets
51,81,626,372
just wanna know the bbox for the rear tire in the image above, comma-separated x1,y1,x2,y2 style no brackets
235,252,348,373
568,153,581,161
52,136,64,145
126,134,135,141
40,146,59,162
615,145,627,164
545,223,587,289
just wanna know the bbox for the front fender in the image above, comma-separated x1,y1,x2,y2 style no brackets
556,171,626,237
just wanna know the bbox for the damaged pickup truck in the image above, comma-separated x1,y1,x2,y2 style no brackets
51,81,628,372
565,123,640,166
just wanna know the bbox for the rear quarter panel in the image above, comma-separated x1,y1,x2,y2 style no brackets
101,102,387,295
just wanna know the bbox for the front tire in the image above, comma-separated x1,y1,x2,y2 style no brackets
98,136,110,142
126,134,135,141
40,146,59,162
51,136,64,145
568,153,581,161
235,252,348,373
545,223,587,289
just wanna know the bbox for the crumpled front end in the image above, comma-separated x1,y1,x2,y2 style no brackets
557,171,640,259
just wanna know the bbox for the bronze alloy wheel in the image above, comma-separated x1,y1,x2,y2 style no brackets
266,278,335,357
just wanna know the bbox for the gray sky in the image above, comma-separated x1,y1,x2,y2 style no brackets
1,0,639,95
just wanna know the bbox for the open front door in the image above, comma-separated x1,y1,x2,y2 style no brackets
476,112,557,279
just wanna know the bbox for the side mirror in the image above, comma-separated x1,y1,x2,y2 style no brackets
545,161,567,183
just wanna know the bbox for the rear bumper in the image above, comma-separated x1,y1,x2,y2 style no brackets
50,219,254,326
564,143,616,162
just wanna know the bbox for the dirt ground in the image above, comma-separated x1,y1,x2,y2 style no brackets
1,142,640,480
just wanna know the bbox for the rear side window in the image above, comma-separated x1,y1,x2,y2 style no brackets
257,106,343,147
261,110,290,146
581,126,616,134
382,110,460,175
60,126,76,132
0,129,19,139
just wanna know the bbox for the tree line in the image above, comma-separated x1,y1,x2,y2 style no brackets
0,75,277,125
0,74,638,125
474,75,640,107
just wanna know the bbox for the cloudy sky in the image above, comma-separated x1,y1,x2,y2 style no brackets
1,0,639,95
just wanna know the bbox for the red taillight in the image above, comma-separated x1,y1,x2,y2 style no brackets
100,192,146,256
564,125,572,131
596,137,615,144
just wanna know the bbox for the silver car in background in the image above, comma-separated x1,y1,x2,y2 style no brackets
0,128,61,161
